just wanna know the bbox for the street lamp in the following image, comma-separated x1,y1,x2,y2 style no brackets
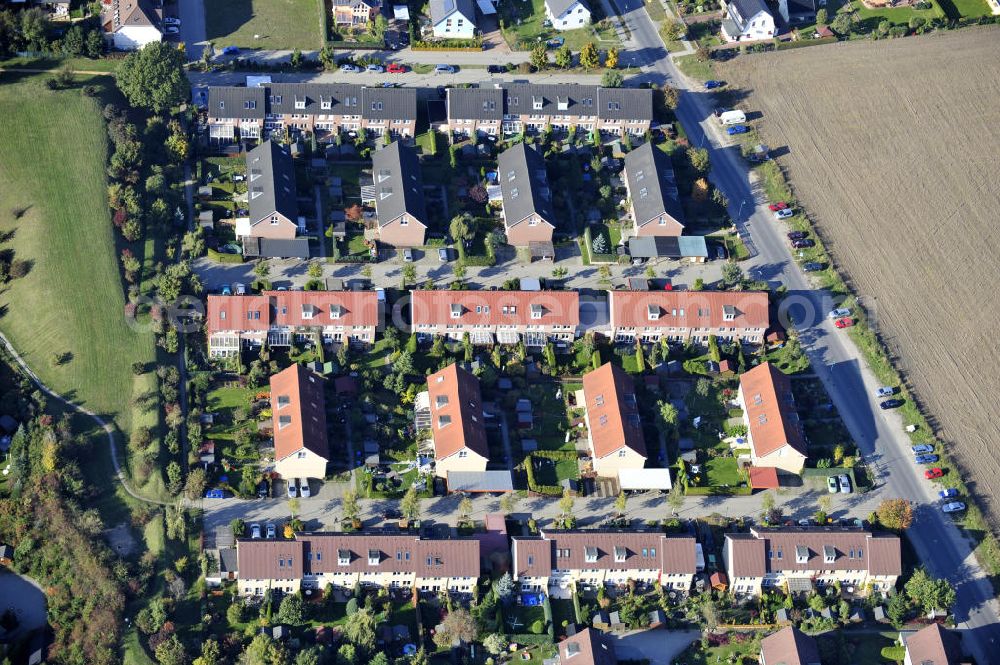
737,198,748,220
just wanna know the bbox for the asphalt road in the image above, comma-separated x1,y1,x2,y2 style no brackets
605,0,1000,659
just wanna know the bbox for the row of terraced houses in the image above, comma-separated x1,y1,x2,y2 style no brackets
230,526,901,604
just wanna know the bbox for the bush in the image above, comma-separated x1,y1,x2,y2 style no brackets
346,597,359,615
881,646,905,662
530,620,544,634
207,248,244,264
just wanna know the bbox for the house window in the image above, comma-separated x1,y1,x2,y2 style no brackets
297,451,307,459
458,451,468,458
270,215,279,225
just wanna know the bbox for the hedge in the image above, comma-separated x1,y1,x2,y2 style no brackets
327,41,383,49
543,595,554,641
412,39,483,50
505,634,554,646
207,248,244,264
533,450,577,461
524,454,563,496
880,646,905,662
572,588,584,624
684,486,752,496
775,36,838,50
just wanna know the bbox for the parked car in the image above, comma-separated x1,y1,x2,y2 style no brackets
838,475,852,494
827,476,839,493
250,523,262,539
438,248,450,262
233,282,246,295
942,501,966,513
299,479,311,498
204,489,227,499
726,125,749,135
435,64,455,74
387,63,407,73
880,398,905,410
366,64,384,73
402,248,414,262
256,480,269,499
791,239,815,248
915,454,939,464
286,480,298,498
768,202,788,211
788,231,809,240
939,488,960,500
911,444,935,454
802,262,823,272
704,79,724,89
834,317,854,329
828,307,851,319
487,64,505,73
164,26,180,35
222,45,240,55
265,523,276,539
220,285,231,296
340,64,359,73
713,107,729,118
383,508,402,520
716,245,726,260
925,467,944,479
546,37,565,48
163,16,181,26
232,173,246,182
875,386,895,398
774,208,794,220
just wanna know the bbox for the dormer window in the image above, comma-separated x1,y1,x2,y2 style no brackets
301,305,314,320
244,100,255,110
557,97,569,111
338,549,351,566
295,98,306,110
368,549,380,565
532,96,543,110
530,304,543,319
321,99,332,110
277,395,290,409
436,395,449,408
584,546,598,563
219,100,225,110
438,415,452,428
796,545,809,564
278,415,292,429
566,643,581,658
647,304,659,321
614,546,626,562
722,305,736,321
594,395,604,407
824,545,836,564
330,304,343,319
450,303,462,318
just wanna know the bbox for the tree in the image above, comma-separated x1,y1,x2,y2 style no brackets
592,233,609,254
580,42,600,69
905,568,956,615
659,85,679,112
760,490,776,519
458,496,474,524
600,70,624,88
116,42,189,113
227,598,246,625
277,593,307,625
530,44,548,70
886,591,909,628
807,592,827,613
337,644,357,665
816,7,828,24
830,12,853,35
495,572,515,602
401,486,421,524
483,633,509,656
707,335,720,363
604,46,619,69
290,49,303,68
296,647,323,665
450,214,471,244
307,261,324,280
433,608,478,648
155,635,186,665
661,18,685,40
659,401,678,433
614,490,627,516
499,493,517,515
876,498,913,530
667,486,684,513
687,147,710,173
342,489,361,523
193,639,222,665
695,44,711,62
555,45,572,68
253,260,271,280
559,488,575,517
319,45,337,70
344,608,377,652
231,518,247,538
721,261,743,287
184,467,208,500
243,634,283,665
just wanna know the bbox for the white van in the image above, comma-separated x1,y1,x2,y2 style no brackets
719,110,747,126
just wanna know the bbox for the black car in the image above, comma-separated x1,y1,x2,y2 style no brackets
487,64,505,74
791,239,815,249
383,508,402,520
880,399,904,410
256,480,270,499
787,231,808,240
802,262,823,272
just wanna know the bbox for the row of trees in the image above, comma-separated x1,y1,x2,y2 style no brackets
529,42,619,72
0,7,104,59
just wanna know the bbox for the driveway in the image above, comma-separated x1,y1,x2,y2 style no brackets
0,571,47,642
176,0,207,60
610,628,700,665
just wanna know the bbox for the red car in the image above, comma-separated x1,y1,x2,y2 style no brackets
925,468,944,479
768,202,788,212
834,317,854,329
387,63,407,73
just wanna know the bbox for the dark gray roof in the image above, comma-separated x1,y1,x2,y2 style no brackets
446,471,514,492
208,86,266,119
447,87,504,121
628,235,708,259
219,547,238,573
430,0,476,23
504,83,600,117
546,0,587,19
598,87,653,121
623,142,685,227
267,82,362,116
363,86,417,121
246,140,298,224
372,141,427,226
497,142,556,227
242,237,311,259
728,0,771,27
786,0,816,15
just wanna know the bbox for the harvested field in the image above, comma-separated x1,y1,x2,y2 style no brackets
720,28,1000,527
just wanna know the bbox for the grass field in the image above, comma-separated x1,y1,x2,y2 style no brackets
674,54,715,80
0,74,156,441
720,28,1000,532
500,0,621,50
204,0,325,50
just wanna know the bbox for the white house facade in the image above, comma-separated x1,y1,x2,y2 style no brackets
545,0,592,29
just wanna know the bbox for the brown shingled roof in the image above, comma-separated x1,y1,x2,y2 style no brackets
411,290,579,327
760,627,821,665
236,539,305,581
559,628,618,665
610,290,769,330
513,531,697,578
270,364,329,463
582,363,647,460
904,623,961,665
740,362,807,458
726,528,902,578
426,363,489,461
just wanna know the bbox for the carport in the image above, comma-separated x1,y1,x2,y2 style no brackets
618,468,672,491
446,470,514,493
627,236,709,263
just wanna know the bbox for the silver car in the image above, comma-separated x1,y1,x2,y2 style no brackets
250,523,262,539
875,386,894,398
838,475,852,494
265,523,276,539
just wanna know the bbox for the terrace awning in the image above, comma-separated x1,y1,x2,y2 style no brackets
618,468,672,491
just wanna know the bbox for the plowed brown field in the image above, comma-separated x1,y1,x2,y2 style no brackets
720,28,1000,528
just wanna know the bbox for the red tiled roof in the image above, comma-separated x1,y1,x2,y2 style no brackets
749,466,780,489
760,627,820,665
512,531,697,578
426,363,489,461
609,290,769,330
206,291,379,335
740,362,807,458
582,363,646,460
410,290,579,327
904,623,961,665
270,364,329,463
236,539,305,581
726,528,902,578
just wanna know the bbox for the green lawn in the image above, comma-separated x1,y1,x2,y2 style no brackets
500,0,622,50
849,0,943,21
674,54,715,81
704,456,742,486
204,0,326,50
0,75,156,436
0,55,120,73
